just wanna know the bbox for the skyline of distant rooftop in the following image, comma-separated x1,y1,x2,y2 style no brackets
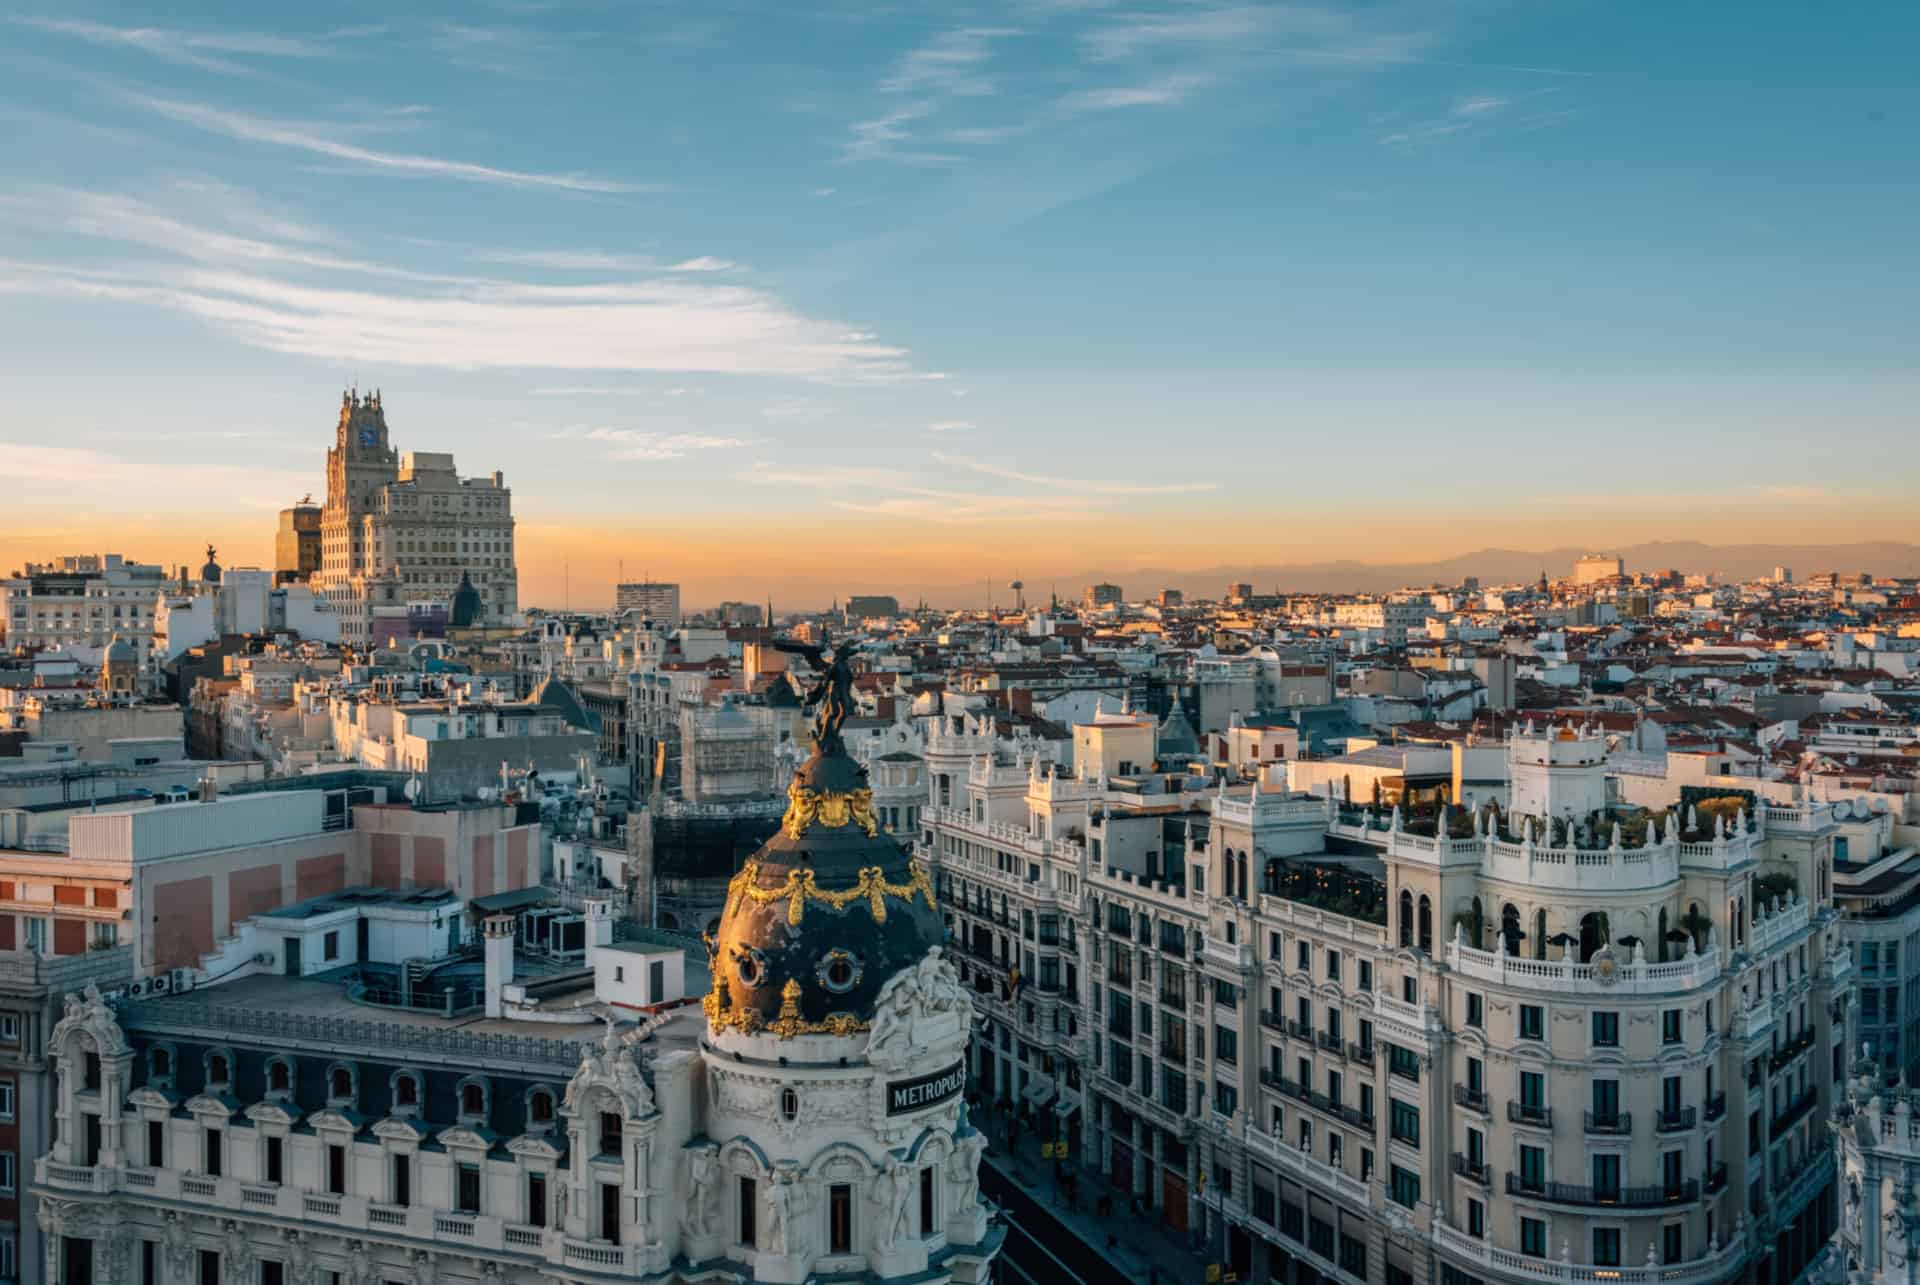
2,3,1916,605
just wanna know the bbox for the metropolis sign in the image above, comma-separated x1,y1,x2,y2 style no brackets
886,1062,965,1116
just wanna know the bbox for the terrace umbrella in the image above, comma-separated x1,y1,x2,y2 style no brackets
1547,932,1579,948
1665,929,1693,944
1615,935,1641,948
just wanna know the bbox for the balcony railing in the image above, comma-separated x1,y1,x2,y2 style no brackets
1505,1175,1700,1208
1287,1018,1315,1041
1507,1102,1552,1128
1348,1042,1374,1067
1770,1027,1816,1073
1772,1088,1817,1135
1656,1106,1697,1134
1705,1092,1726,1122
1451,1153,1492,1187
1259,1009,1284,1032
1317,1031,1344,1055
1260,1068,1285,1091
1706,1163,1728,1195
1584,1111,1632,1136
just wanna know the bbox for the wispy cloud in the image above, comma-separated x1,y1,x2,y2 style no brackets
429,24,558,79
1379,88,1567,148
125,91,643,194
1063,72,1213,111
14,16,352,73
845,27,1021,164
926,420,975,434
544,426,753,461
933,452,1217,494
736,462,1095,524
669,256,738,273
0,183,911,379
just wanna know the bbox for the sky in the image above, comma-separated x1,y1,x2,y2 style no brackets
1,1,1916,608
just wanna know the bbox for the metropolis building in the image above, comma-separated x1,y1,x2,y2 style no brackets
30,650,1000,1284
924,717,1851,1285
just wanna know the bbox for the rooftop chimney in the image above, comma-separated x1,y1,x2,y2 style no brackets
483,914,516,1018
583,896,614,972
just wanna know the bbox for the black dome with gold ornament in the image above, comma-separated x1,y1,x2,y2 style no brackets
701,639,941,1043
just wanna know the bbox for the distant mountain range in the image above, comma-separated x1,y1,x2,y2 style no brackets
899,541,1920,607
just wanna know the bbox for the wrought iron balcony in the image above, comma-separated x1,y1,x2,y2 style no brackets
1507,1101,1552,1128
1287,1018,1314,1041
1348,1042,1374,1067
1453,1085,1490,1114
1706,1163,1728,1195
1584,1111,1632,1136
1505,1175,1700,1209
1705,1092,1726,1122
1259,1009,1284,1033
1771,1088,1817,1135
1655,1106,1697,1133
1451,1153,1492,1187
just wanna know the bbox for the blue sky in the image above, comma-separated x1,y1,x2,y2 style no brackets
1,1,1915,604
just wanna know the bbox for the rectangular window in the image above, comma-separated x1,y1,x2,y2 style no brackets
739,1176,757,1246
1327,949,1342,981
1662,1009,1682,1044
457,1163,481,1214
1388,1044,1420,1083
324,930,340,961
1662,1224,1683,1264
831,1183,853,1254
1468,1198,1485,1239
1592,1153,1621,1196
528,1173,546,1227
1593,1228,1622,1267
0,1151,12,1194
205,1128,222,1177
1520,1145,1545,1187
1519,1004,1544,1040
1521,1217,1546,1258
148,1119,164,1168
1593,1011,1619,1046
1390,1100,1421,1146
1465,993,1483,1028
599,1111,622,1156
328,1144,347,1196
920,1165,936,1237
1520,1071,1545,1109
393,1154,412,1207
1358,961,1373,992
1388,1165,1420,1209
0,1079,12,1120
1215,1025,1238,1065
265,1136,283,1185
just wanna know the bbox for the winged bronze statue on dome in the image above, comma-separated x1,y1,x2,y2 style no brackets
773,635,859,757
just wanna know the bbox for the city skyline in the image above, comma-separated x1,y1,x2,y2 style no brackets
4,3,1917,606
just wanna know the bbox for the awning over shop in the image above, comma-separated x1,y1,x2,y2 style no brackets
1052,1096,1079,1118
1023,1079,1058,1107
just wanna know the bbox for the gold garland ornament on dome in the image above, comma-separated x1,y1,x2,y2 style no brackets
781,777,880,840
725,858,936,927
703,976,869,1040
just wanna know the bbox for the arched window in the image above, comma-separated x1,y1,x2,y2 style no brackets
1736,897,1747,945
1470,898,1485,947
529,1089,555,1124
1578,911,1608,963
1533,909,1547,960
394,1073,419,1108
1657,908,1670,963
268,1059,291,1094
329,1065,354,1103
1399,891,1414,948
207,1053,230,1087
1500,904,1522,955
1417,895,1433,954
150,1047,172,1081
461,1081,486,1118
